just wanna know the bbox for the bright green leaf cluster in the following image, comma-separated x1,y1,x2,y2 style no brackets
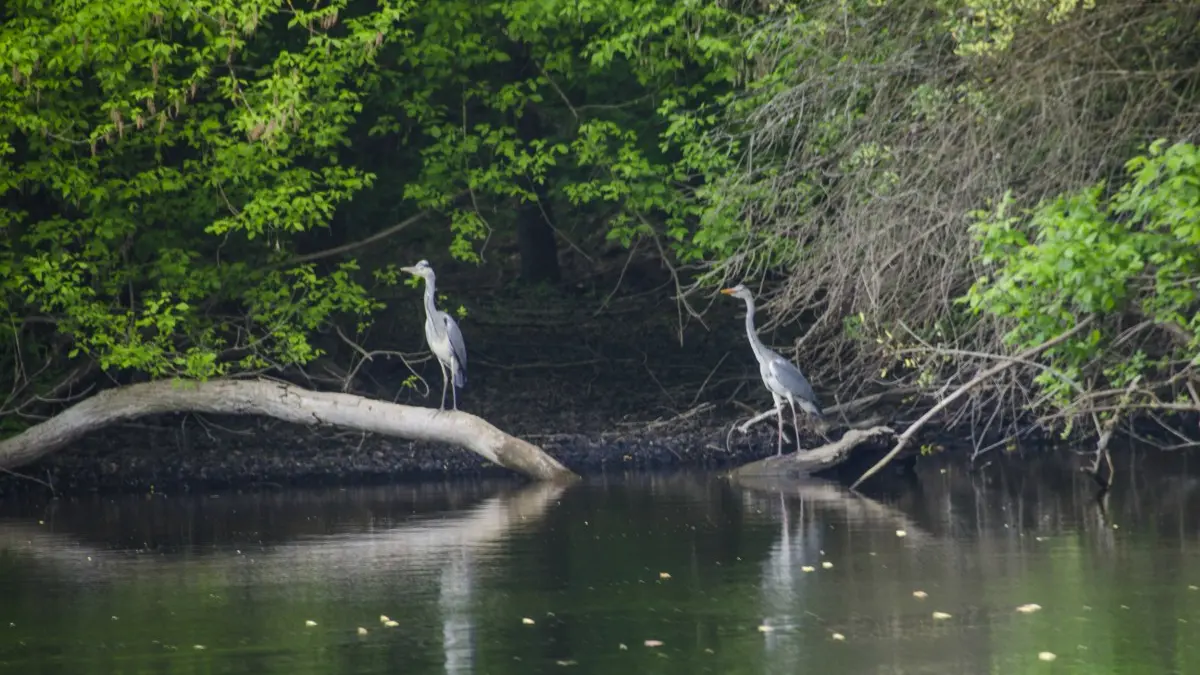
964,139,1200,410
0,0,416,389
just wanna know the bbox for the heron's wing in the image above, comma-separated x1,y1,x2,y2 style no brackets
766,353,819,407
443,313,467,372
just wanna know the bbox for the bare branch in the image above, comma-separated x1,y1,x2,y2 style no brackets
851,317,1095,489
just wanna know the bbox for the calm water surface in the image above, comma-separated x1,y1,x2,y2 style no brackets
3,454,1200,674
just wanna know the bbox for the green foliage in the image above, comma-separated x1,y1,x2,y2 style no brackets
940,0,1097,57
0,0,759,409
388,0,752,262
0,0,411,394
965,139,1200,412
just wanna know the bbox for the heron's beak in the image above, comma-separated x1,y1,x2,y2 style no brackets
400,266,419,275
719,288,736,295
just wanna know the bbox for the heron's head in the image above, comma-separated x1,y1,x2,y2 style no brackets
719,284,752,301
400,259,434,280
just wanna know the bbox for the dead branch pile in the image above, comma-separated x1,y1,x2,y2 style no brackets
696,0,1200,452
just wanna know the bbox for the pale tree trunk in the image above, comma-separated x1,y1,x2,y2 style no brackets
0,378,578,482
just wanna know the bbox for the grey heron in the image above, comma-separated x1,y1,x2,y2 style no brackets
401,260,467,410
721,284,824,455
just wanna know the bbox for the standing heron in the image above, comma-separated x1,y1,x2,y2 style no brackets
721,284,824,455
401,260,467,410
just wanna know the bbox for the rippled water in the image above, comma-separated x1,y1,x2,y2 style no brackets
3,453,1200,674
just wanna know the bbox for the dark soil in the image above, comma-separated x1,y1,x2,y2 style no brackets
0,259,898,498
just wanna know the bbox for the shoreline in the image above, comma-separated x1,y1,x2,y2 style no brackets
0,266,894,499
0,410,801,498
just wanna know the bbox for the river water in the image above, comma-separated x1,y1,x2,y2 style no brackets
2,452,1200,674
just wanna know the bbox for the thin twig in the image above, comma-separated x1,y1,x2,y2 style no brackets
851,316,1095,489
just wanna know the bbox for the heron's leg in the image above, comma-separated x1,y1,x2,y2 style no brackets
772,394,785,456
451,362,459,411
786,396,801,450
438,360,449,410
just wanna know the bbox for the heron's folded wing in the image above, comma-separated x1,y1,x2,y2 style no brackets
767,356,816,404
444,314,467,371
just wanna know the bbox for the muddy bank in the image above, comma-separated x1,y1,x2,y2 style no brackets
0,407,827,497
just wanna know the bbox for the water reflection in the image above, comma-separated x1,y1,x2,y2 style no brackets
440,547,475,675
2,452,1200,674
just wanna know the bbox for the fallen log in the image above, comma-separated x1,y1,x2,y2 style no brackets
730,426,899,480
0,378,578,483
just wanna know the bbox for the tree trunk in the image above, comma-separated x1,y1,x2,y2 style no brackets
0,378,578,483
516,179,561,284
512,46,561,284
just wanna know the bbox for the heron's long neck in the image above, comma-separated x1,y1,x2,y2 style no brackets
422,279,438,318
743,297,768,360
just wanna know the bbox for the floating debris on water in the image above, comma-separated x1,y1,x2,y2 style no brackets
757,625,774,633
801,565,815,573
895,530,907,538
659,572,671,580
831,632,846,641
305,620,318,627
193,645,206,650
644,639,663,648
1190,585,1198,591
913,591,928,599
619,643,628,650
932,612,952,620
1038,652,1057,662
384,620,399,627
1016,604,1042,613
379,615,390,623
822,561,833,569
357,627,369,636
522,617,536,625
555,660,577,666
